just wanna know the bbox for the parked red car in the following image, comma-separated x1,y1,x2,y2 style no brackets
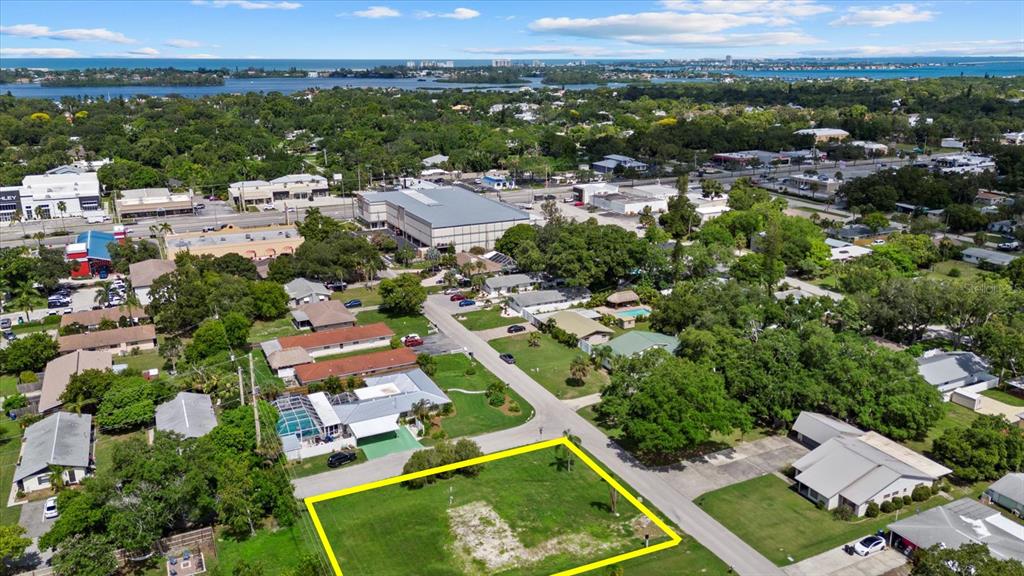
450,294,466,302
403,334,424,347
574,201,584,207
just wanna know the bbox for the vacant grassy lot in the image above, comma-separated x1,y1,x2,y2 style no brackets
454,306,521,332
0,416,22,524
94,430,147,471
215,524,321,575
0,375,18,397
430,354,533,439
697,474,957,565
981,387,1024,407
330,285,383,307
356,309,430,338
926,260,984,280
10,315,60,336
119,350,166,372
312,446,667,576
491,333,609,399
902,402,978,455
247,317,302,343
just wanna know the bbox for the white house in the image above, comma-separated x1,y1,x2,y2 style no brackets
14,412,93,494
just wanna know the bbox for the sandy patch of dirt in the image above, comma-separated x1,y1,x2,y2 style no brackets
447,501,613,574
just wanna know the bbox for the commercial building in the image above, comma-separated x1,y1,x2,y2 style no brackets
933,153,995,175
64,228,125,278
261,323,393,359
228,174,329,207
164,224,303,260
39,350,113,414
14,412,93,494
591,192,667,215
848,141,889,156
355,187,529,252
155,392,217,439
421,154,449,167
788,173,843,196
293,347,418,386
289,300,356,332
17,172,102,220
791,417,951,516
129,259,176,305
283,278,332,307
58,324,157,355
115,188,196,219
889,498,1024,562
794,128,849,143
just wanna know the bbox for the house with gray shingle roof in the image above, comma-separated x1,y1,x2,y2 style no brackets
155,392,217,439
14,412,93,493
985,473,1024,517
283,278,332,307
889,498,1024,563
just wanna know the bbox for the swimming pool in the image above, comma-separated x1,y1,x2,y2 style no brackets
615,307,652,319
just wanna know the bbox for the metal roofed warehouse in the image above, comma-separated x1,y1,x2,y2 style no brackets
356,186,529,251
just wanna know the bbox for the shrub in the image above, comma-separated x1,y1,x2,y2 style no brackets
508,400,520,413
912,485,931,502
390,336,401,349
865,501,880,518
831,504,854,521
947,267,962,277
902,495,913,506
891,498,904,510
18,371,36,384
815,500,826,511
464,365,477,376
930,482,941,496
880,500,894,514
486,382,507,407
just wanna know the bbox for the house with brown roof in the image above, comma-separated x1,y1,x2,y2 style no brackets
267,347,314,379
129,259,176,305
290,300,356,332
58,324,157,355
456,251,504,274
549,310,613,353
261,323,394,360
59,306,148,331
294,348,418,386
39,350,113,414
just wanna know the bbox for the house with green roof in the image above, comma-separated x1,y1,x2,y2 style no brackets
603,331,679,366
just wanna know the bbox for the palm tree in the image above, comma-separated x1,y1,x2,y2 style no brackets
11,280,37,323
412,399,433,432
48,465,67,493
10,208,26,238
32,231,45,251
149,222,173,259
56,200,67,232
569,355,590,385
362,256,379,288
528,332,541,348
560,430,582,472
94,281,113,308
33,206,46,235
591,345,613,370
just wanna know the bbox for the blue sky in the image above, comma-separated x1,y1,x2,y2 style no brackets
0,1,1021,60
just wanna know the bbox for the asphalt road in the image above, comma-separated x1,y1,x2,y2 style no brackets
293,294,784,576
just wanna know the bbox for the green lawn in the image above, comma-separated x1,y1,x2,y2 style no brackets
0,376,18,397
981,387,1024,407
607,531,731,575
330,285,383,307
311,445,665,576
215,524,321,575
286,449,367,479
119,350,166,372
10,315,60,335
903,402,979,455
0,417,23,524
248,317,302,344
491,333,609,399
356,309,430,338
454,306,521,332
696,474,960,566
427,354,533,440
94,430,147,472
926,260,983,280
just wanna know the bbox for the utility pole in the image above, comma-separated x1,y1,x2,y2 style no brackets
236,365,245,406
250,352,260,448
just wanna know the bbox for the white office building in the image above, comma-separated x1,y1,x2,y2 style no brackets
17,172,102,220
229,174,329,207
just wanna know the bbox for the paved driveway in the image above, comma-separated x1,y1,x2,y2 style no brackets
19,499,50,538
976,396,1023,420
417,333,461,356
784,545,907,576
475,323,535,342
661,436,809,499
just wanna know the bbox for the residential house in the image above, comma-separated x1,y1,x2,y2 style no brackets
984,473,1024,517
826,238,872,262
421,154,449,167
548,310,613,354
510,288,591,317
155,392,217,439
483,273,542,296
262,323,394,360
456,251,505,275
831,223,899,241
792,427,951,516
59,306,148,332
58,324,157,355
889,498,1024,562
603,331,678,366
290,300,356,332
39,350,113,414
129,259,176,305
283,278,332,307
14,412,93,493
962,247,1019,268
590,154,648,174
916,350,999,400
293,348,418,386
791,411,864,449
266,347,314,379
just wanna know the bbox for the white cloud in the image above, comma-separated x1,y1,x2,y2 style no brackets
165,38,203,48
831,4,936,27
529,11,794,38
417,7,480,19
0,23,136,44
353,6,401,18
0,47,81,57
191,0,301,9
660,0,831,17
179,53,222,59
129,47,160,56
463,45,665,57
804,39,1024,57
623,31,820,47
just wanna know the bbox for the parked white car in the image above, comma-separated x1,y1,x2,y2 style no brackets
43,497,59,520
853,535,886,557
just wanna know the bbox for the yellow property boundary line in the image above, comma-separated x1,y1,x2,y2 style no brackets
304,437,682,576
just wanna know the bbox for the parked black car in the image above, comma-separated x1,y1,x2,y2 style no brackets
507,325,526,334
499,353,516,364
327,451,358,468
